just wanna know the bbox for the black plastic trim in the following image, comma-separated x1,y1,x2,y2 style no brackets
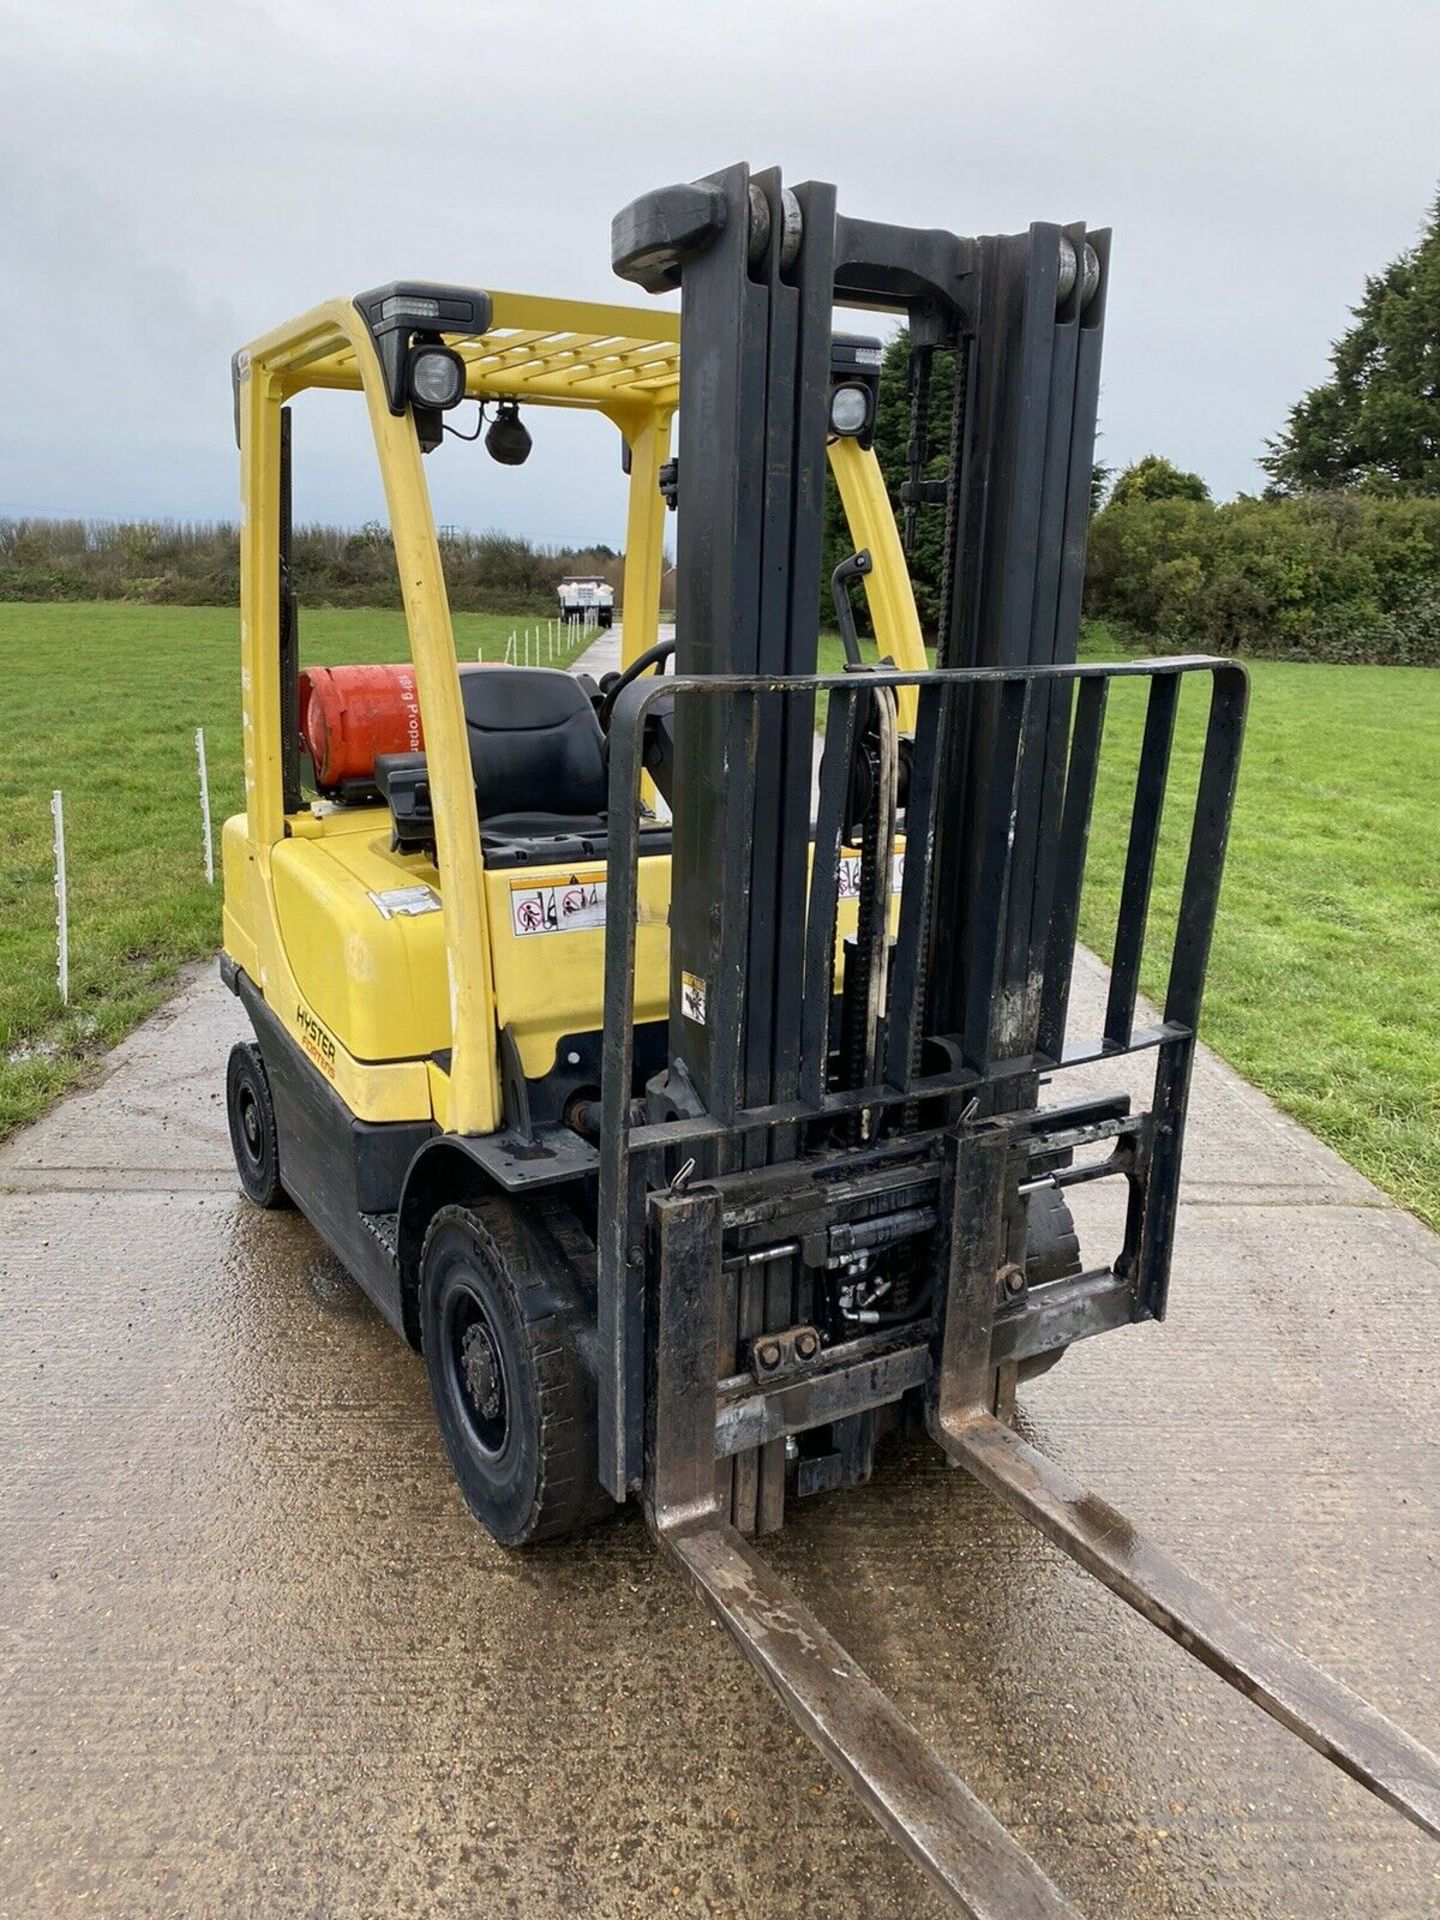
352,281,493,414
235,971,434,1334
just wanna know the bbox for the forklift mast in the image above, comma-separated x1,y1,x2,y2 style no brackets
600,159,1234,1516
617,164,1107,1134
603,164,1137,1523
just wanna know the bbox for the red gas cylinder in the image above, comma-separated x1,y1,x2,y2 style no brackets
298,664,424,788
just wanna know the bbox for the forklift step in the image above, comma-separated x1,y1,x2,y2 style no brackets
665,1518,1080,1920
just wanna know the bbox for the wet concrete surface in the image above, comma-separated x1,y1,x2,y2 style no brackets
2,963,1438,1919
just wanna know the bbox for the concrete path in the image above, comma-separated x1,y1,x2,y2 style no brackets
2,960,1437,1919
570,617,674,682
570,620,625,678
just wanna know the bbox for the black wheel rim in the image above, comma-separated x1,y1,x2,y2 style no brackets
236,1083,266,1174
441,1274,510,1460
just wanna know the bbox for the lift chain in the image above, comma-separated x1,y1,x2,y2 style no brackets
936,333,971,670
901,344,932,554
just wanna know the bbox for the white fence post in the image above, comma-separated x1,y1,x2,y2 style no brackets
51,790,68,1007
195,727,214,886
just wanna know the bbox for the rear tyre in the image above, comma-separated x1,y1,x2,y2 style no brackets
226,1041,291,1210
419,1201,603,1546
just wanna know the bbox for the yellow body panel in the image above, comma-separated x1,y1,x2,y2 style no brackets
222,803,435,1123
486,856,672,1080
482,847,891,1085
228,789,903,1126
271,825,451,1064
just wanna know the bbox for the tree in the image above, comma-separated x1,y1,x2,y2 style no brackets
1107,455,1210,507
1262,194,1440,494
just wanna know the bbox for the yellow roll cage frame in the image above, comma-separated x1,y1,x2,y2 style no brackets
235,289,924,1137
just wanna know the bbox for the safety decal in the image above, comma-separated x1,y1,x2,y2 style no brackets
681,970,707,1026
509,877,607,936
837,851,905,898
368,885,442,920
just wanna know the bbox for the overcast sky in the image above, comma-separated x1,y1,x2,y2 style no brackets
2,0,1437,548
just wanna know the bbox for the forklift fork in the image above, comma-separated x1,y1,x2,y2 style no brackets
645,1163,1440,1919
928,1127,1440,1847
647,1181,1081,1919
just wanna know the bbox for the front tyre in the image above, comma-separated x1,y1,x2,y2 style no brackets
226,1041,291,1210
419,1202,602,1546
1015,1184,1082,1384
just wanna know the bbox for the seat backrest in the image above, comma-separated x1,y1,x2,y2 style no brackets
459,666,607,821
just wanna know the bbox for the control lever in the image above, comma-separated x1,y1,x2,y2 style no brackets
830,548,872,667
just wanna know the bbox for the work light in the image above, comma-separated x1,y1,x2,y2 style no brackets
485,399,533,467
829,381,873,438
381,294,442,325
407,346,467,411
828,333,882,447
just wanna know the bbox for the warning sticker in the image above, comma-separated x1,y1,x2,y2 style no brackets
837,851,906,899
509,877,607,936
681,970,707,1026
368,885,442,920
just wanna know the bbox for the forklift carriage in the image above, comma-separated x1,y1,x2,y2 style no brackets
221,163,1440,1914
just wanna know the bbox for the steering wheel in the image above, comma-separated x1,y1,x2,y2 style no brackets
597,638,676,732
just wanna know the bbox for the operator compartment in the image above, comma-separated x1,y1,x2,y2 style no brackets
272,662,673,1075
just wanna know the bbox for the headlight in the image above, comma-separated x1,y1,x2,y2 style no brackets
829,381,873,438
407,346,466,410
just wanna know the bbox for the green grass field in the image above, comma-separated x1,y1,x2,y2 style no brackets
1080,630,1440,1230
2,604,1438,1233
0,603,590,1136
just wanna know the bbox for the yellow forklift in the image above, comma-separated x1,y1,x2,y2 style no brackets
222,165,1440,1915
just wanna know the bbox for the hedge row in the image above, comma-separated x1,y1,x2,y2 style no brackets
1083,491,1440,665
8,496,1440,667
0,518,621,616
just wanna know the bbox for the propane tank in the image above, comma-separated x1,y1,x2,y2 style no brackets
298,664,424,788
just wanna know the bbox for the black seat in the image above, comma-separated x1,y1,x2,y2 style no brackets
459,666,608,834
374,667,676,868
